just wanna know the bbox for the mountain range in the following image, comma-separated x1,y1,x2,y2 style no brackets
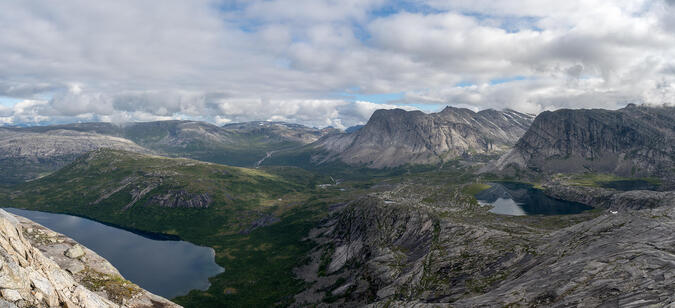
5,104,674,183
2,104,675,307
0,107,536,183
265,106,535,169
0,120,334,184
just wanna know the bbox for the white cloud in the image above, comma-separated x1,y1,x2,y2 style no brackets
0,0,673,127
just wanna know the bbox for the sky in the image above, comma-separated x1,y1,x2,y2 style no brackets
1,0,674,128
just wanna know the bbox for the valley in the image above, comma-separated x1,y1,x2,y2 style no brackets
0,104,673,307
4,1,675,306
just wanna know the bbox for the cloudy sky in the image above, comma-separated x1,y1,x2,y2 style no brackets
1,0,674,128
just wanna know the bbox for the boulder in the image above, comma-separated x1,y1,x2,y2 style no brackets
65,245,85,259
66,263,85,275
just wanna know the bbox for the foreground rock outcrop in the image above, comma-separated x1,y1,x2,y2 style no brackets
294,184,675,307
456,207,675,307
0,209,180,307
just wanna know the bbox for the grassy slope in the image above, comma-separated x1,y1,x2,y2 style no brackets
4,149,338,307
462,183,492,195
1,149,608,306
262,145,441,181
1,122,306,185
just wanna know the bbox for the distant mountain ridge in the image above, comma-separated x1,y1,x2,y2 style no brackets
309,106,535,168
493,104,675,178
0,128,153,184
0,120,335,184
222,121,340,144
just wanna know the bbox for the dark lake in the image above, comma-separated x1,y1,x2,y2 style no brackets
598,179,659,191
3,208,224,299
475,182,593,216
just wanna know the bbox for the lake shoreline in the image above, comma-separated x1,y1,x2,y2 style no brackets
2,207,224,299
475,181,593,216
3,206,182,241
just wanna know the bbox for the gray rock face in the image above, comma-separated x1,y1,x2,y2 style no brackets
0,209,180,307
294,194,534,306
313,107,534,168
493,104,675,178
64,245,85,259
222,121,339,144
146,190,212,208
295,185,675,307
0,129,150,184
455,206,675,307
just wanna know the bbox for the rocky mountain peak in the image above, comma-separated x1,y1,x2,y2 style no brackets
312,106,535,168
438,105,476,117
366,108,425,125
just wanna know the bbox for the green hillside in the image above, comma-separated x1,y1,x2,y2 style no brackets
4,149,335,307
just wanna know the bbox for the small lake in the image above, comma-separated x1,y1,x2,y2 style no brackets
475,182,593,216
3,208,224,299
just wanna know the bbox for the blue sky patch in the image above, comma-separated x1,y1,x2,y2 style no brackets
455,81,476,88
405,103,445,112
0,96,22,107
490,76,529,85
372,1,443,17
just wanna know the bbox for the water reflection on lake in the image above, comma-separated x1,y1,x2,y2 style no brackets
3,208,224,299
475,182,593,216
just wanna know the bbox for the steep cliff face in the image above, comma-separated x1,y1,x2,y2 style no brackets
494,104,675,177
0,209,179,307
313,107,534,168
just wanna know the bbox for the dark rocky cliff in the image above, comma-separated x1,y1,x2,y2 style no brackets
494,104,675,178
